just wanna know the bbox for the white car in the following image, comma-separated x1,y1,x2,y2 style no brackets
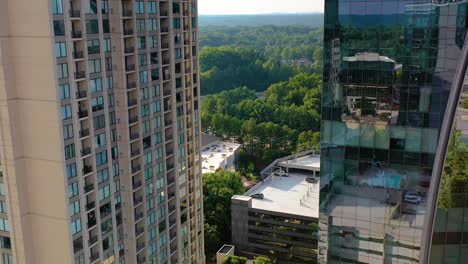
404,192,422,204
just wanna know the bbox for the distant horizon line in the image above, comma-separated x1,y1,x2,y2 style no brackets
199,12,324,16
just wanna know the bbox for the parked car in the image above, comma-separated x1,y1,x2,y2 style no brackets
250,193,264,199
306,177,318,184
404,192,422,204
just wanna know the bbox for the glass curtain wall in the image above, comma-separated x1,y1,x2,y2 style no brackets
320,0,468,263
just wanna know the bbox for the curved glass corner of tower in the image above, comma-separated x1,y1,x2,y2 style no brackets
319,0,468,263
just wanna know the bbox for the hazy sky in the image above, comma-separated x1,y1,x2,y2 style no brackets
199,0,324,15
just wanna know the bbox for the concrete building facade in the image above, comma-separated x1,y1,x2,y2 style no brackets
0,0,204,263
231,151,320,264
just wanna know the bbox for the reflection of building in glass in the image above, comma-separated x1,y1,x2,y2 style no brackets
231,151,320,264
320,0,468,263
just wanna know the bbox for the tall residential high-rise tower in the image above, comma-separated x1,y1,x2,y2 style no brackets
0,0,204,263
320,0,468,263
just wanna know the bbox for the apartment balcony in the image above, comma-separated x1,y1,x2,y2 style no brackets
131,149,140,157
73,51,84,59
89,235,98,246
78,110,88,119
126,64,136,72
81,147,91,157
136,243,145,253
90,253,99,263
137,256,146,264
128,99,137,107
133,180,142,190
84,183,94,193
132,165,141,174
122,10,133,17
133,197,143,206
82,165,92,175
85,201,95,211
161,27,169,33
130,133,140,141
75,71,86,80
136,227,144,237
76,90,87,99
70,10,81,18
134,211,143,220
79,128,90,138
127,82,136,89
129,115,139,124
125,47,135,54
71,30,82,39
124,29,134,36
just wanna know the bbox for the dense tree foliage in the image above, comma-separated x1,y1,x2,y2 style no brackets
438,128,468,208
203,171,245,259
202,73,321,164
199,14,324,27
222,256,248,264
199,26,323,94
253,256,274,264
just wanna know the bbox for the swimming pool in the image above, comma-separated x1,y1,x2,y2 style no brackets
362,171,402,189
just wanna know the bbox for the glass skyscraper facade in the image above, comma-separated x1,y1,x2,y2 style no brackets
320,0,468,263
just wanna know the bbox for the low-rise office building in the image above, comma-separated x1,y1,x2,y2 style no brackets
231,151,320,264
201,134,240,173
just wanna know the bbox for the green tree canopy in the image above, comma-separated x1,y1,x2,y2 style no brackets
222,255,248,264
253,256,274,264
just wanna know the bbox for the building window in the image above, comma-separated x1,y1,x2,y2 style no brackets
58,83,70,100
105,57,112,71
101,0,109,14
68,182,79,198
137,36,147,50
135,1,145,14
148,2,157,14
150,52,158,64
151,69,159,80
104,38,111,53
51,0,63,14
102,19,110,33
53,20,65,36
137,19,146,32
138,54,148,67
86,20,99,34
0,201,7,214
90,78,103,93
141,104,150,117
85,0,98,14
98,185,111,201
64,143,75,160
87,39,100,54
0,219,8,232
108,94,114,107
95,151,108,166
139,70,148,84
61,104,72,120
106,76,113,89
173,18,181,29
66,163,77,179
69,200,80,216
149,36,158,48
152,85,160,97
88,59,102,74
97,168,109,184
148,19,157,31
152,101,161,113
57,63,69,79
55,42,67,58
93,115,106,130
63,124,74,140
91,96,104,112
94,132,107,148
191,17,197,28
174,48,182,59
71,218,81,235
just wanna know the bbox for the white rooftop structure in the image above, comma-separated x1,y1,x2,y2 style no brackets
233,151,321,218
201,141,241,174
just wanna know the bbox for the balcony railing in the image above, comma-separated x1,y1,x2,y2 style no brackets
133,180,142,189
131,149,140,157
122,10,133,17
76,90,87,99
78,110,88,118
124,29,134,35
129,116,139,124
81,147,91,157
130,133,140,140
82,166,92,175
85,201,95,211
161,27,169,33
89,235,98,245
128,99,137,107
127,82,136,89
72,30,82,39
125,47,134,54
79,128,90,138
126,64,136,71
134,197,143,205
70,10,81,18
75,71,86,79
73,51,84,59
132,165,141,174
84,183,94,193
